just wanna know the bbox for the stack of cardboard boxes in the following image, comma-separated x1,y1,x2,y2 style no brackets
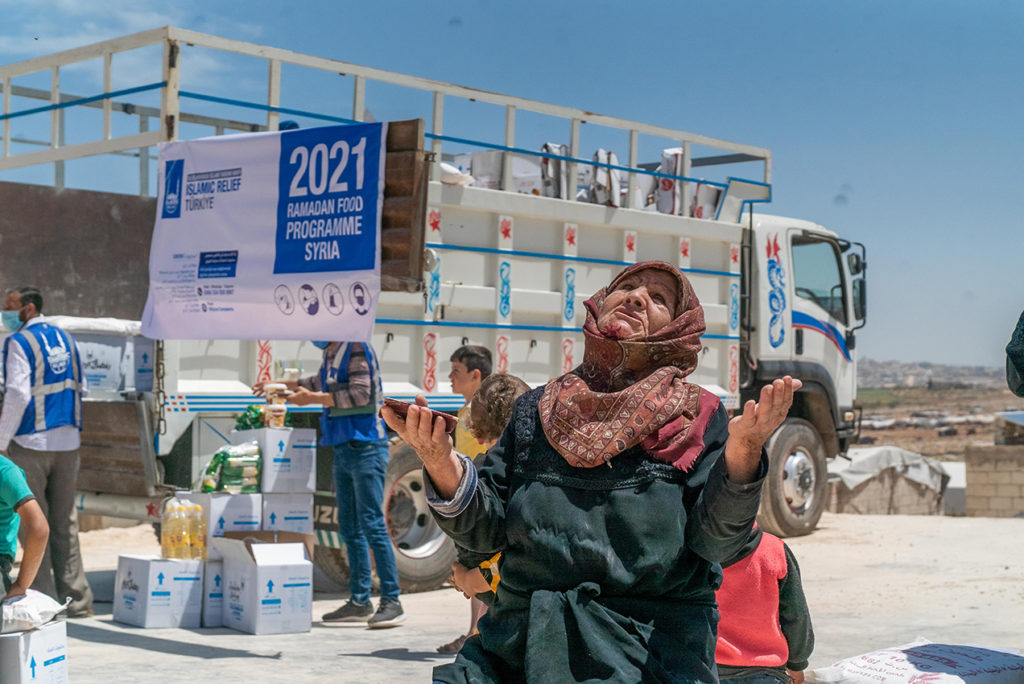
112,426,317,635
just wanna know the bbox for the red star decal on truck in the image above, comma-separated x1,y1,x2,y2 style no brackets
565,226,576,246
625,234,635,253
680,241,689,258
731,246,739,264
500,218,512,240
428,210,441,232
146,501,160,519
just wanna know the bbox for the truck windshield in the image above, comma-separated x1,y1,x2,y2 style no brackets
791,237,846,324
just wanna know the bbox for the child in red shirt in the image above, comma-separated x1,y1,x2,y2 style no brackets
715,526,814,683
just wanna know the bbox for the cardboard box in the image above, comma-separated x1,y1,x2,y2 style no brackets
233,427,317,493
511,154,542,195
262,493,314,534
189,493,262,561
112,555,203,628
452,153,472,175
470,150,503,189
213,532,314,635
0,620,68,684
203,560,224,628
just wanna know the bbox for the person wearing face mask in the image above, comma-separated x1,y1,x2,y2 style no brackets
384,261,802,683
252,340,404,628
0,286,94,617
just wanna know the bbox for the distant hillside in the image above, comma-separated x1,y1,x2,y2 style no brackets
858,358,1005,389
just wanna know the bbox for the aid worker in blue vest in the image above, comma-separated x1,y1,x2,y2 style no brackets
0,286,93,616
253,340,404,628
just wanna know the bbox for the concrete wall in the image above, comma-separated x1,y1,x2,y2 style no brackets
827,470,944,515
964,445,1024,517
0,181,155,320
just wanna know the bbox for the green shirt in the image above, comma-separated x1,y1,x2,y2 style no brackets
0,454,35,557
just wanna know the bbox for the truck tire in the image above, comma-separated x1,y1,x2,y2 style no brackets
313,546,349,592
757,418,827,537
385,443,457,593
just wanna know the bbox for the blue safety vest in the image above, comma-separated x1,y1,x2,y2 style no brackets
318,342,386,446
2,322,83,436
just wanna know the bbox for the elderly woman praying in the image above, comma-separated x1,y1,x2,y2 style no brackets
383,261,801,684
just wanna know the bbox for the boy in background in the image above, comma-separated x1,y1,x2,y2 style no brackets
1,452,49,599
715,526,814,683
448,346,492,463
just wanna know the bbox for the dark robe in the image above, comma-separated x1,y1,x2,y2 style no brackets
430,387,766,684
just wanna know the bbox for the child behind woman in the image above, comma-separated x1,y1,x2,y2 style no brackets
436,372,530,655
715,526,814,683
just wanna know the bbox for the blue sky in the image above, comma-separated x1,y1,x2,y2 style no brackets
0,0,1021,367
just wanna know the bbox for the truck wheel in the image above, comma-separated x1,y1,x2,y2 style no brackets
314,546,348,592
313,545,371,594
757,418,827,537
385,442,456,593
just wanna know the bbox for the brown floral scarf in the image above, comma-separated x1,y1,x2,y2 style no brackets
538,261,713,470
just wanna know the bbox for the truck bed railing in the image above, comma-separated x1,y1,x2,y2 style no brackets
1,26,771,200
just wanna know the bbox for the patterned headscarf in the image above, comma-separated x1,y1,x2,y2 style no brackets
538,261,714,470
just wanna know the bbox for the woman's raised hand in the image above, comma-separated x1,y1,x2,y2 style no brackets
381,395,465,499
725,376,802,483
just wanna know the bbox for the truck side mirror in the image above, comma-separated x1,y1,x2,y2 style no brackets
848,253,864,276
852,278,866,320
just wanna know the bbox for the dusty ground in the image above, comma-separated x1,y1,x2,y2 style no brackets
47,512,1022,682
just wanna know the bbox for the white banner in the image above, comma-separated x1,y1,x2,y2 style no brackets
141,122,387,341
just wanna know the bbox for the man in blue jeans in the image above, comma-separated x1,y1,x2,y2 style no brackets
255,340,403,627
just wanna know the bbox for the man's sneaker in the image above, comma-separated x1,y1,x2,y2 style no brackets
367,598,405,628
322,599,373,622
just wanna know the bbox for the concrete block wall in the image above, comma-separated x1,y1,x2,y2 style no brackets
964,445,1024,517
827,469,943,515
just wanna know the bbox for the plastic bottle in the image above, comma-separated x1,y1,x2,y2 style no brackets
189,504,207,561
168,505,191,559
160,498,178,559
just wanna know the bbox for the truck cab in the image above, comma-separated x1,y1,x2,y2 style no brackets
744,215,866,535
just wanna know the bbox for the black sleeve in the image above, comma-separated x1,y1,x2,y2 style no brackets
428,402,518,559
684,404,768,563
779,542,814,671
1007,310,1024,397
455,542,495,570
12,494,36,512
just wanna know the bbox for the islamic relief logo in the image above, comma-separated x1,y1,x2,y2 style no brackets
498,261,511,319
427,256,441,314
47,347,70,375
563,268,576,324
162,159,184,219
766,233,786,348
729,281,740,333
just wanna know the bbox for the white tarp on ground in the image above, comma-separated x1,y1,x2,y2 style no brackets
830,446,949,493
808,638,1024,683
43,316,141,337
